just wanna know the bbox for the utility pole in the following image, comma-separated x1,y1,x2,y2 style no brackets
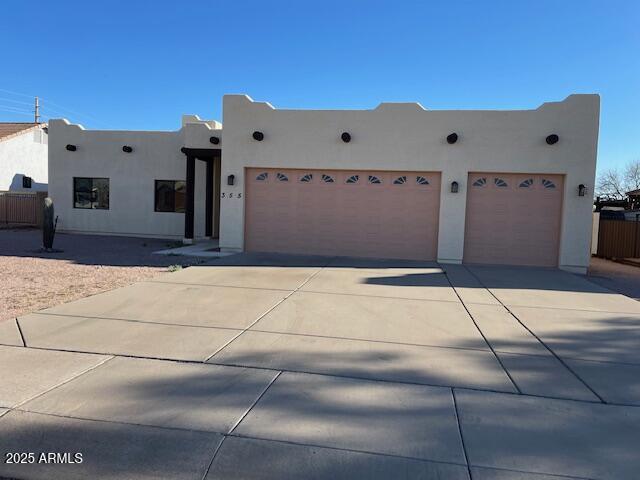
34,96,40,123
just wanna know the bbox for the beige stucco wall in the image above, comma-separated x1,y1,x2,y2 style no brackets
0,127,48,192
220,94,600,273
48,120,221,239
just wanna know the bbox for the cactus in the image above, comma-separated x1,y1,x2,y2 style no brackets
43,197,57,250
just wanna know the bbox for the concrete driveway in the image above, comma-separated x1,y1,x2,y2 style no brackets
1,253,639,480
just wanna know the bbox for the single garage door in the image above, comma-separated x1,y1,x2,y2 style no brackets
464,173,564,267
245,168,441,260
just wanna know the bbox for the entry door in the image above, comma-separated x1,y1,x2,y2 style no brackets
244,168,441,260
464,173,563,267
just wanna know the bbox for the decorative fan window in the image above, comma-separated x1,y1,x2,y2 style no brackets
472,177,487,187
416,176,429,185
276,172,289,182
494,178,508,187
393,176,407,185
321,174,335,183
542,179,556,189
346,175,360,184
519,178,534,188
368,175,382,184
300,173,313,183
255,172,268,181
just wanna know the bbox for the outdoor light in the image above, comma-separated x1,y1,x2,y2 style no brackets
446,133,458,144
252,131,264,141
546,134,559,145
578,184,587,197
451,181,459,193
209,136,220,145
341,132,351,143
122,145,133,153
65,144,77,151
227,174,235,186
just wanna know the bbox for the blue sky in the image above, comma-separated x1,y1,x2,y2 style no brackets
1,0,638,175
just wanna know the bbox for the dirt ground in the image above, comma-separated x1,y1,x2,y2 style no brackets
588,256,640,300
0,228,205,322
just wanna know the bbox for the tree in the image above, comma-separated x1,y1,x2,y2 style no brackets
596,159,640,199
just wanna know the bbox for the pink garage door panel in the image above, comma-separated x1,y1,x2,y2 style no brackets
245,169,441,260
464,173,564,267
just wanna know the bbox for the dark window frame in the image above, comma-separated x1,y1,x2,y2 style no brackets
154,179,186,213
73,177,110,209
22,176,32,189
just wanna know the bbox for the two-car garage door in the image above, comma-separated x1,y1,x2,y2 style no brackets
245,168,441,260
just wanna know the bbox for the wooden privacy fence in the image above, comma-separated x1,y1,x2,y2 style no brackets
597,218,640,259
0,191,47,227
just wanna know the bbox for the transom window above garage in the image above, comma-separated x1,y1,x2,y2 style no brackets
321,174,335,183
393,176,407,185
494,177,508,187
346,175,360,184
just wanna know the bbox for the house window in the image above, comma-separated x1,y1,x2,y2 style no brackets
542,179,556,189
519,178,534,188
73,177,109,209
22,176,32,189
416,176,430,185
276,172,289,182
154,180,186,213
368,175,382,184
255,172,268,181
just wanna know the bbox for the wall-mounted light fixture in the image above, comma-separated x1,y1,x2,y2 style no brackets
210,136,220,145
227,174,235,186
578,184,587,197
451,181,459,193
252,131,264,141
446,133,458,144
65,144,77,151
546,134,559,145
341,132,351,143
122,145,133,153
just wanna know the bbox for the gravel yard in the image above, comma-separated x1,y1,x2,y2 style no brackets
0,228,204,322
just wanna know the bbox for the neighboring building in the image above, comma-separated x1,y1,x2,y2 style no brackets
0,122,48,192
627,189,640,210
48,94,600,273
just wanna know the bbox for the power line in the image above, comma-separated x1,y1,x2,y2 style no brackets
0,96,34,107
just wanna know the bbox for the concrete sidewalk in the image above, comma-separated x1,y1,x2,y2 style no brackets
1,253,639,479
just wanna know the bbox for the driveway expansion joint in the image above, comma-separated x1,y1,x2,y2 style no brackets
13,354,115,410
442,268,522,394
14,318,26,347
203,264,329,362
462,265,608,404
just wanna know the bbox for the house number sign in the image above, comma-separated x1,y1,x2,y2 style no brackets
220,192,243,199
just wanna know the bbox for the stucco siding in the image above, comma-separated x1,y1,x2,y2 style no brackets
220,94,599,272
0,128,48,192
48,120,210,239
